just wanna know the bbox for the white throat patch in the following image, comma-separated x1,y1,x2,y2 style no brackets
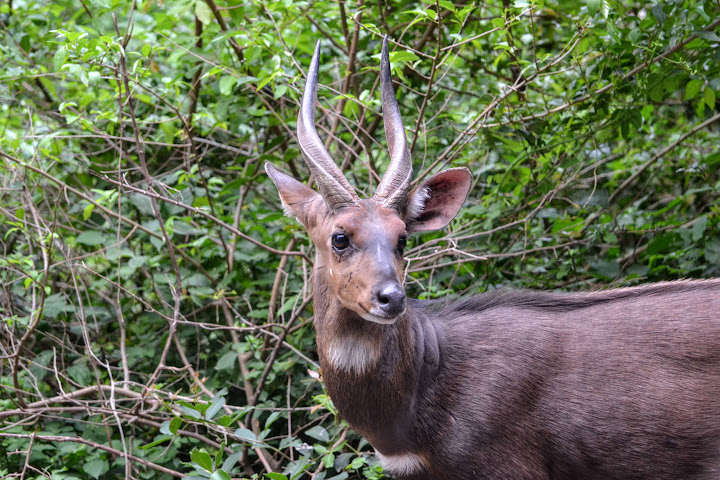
376,451,428,476
325,334,381,374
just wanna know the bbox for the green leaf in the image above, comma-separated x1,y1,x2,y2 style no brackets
191,448,214,472
390,50,420,63
289,456,311,479
220,75,257,95
651,4,667,24
83,459,107,479
706,237,720,265
349,456,366,469
704,87,716,109
590,259,620,280
647,233,676,255
141,434,172,449
217,415,233,427
685,79,703,100
67,363,91,385
325,474,349,480
128,255,148,270
222,451,243,473
694,30,720,42
195,1,213,25
265,474,289,480
160,421,173,435
265,411,282,429
87,71,101,85
438,0,455,12
342,98,359,118
180,405,202,419
54,46,67,72
206,395,226,420
215,350,237,370
587,0,601,16
211,470,231,480
142,44,152,57
274,84,287,99
257,72,277,90
601,0,611,18
490,17,505,28
216,440,225,467
75,230,105,246
691,216,707,242
219,76,237,96
82,203,95,220
305,425,330,442
169,415,183,434
234,428,257,443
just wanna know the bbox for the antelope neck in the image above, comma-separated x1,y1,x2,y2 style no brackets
313,269,444,455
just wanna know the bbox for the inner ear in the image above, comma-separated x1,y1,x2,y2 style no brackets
405,168,472,233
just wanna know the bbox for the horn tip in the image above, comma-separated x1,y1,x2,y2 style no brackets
311,40,321,68
380,39,391,81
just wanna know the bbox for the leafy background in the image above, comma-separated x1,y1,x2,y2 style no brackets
1,0,719,478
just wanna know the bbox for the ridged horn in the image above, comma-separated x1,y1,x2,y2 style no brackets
297,41,359,210
372,36,413,212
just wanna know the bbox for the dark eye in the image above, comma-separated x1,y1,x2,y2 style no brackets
332,233,350,251
398,236,407,252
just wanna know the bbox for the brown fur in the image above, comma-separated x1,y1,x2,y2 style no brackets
265,38,720,476
267,164,720,479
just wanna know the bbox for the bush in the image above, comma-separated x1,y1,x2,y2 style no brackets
1,0,718,478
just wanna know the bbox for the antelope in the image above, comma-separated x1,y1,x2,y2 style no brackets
265,37,720,480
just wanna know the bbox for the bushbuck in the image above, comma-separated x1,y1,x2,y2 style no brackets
265,37,720,480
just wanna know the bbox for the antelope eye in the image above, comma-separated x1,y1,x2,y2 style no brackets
332,233,350,251
398,236,407,252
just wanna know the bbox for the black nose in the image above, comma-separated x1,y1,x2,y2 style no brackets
375,283,406,317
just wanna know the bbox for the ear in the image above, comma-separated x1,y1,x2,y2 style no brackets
405,167,472,233
265,162,325,228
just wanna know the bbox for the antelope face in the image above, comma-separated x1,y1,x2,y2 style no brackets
266,37,472,325
326,201,408,323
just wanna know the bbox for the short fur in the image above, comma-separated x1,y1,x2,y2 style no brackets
266,39,720,480
266,166,720,479
320,279,720,480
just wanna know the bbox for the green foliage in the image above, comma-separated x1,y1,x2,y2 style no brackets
0,0,719,478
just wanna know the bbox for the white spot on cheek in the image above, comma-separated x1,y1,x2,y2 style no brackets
326,335,380,374
376,451,428,476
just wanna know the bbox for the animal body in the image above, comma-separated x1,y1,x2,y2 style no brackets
265,37,720,479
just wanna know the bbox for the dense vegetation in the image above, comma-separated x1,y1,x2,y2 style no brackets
1,0,718,478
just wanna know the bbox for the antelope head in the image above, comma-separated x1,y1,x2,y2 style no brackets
266,38,472,325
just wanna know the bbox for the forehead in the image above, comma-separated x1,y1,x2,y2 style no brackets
332,200,406,236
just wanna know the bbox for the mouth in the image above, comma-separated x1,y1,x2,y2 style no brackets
360,308,404,325
340,298,404,325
